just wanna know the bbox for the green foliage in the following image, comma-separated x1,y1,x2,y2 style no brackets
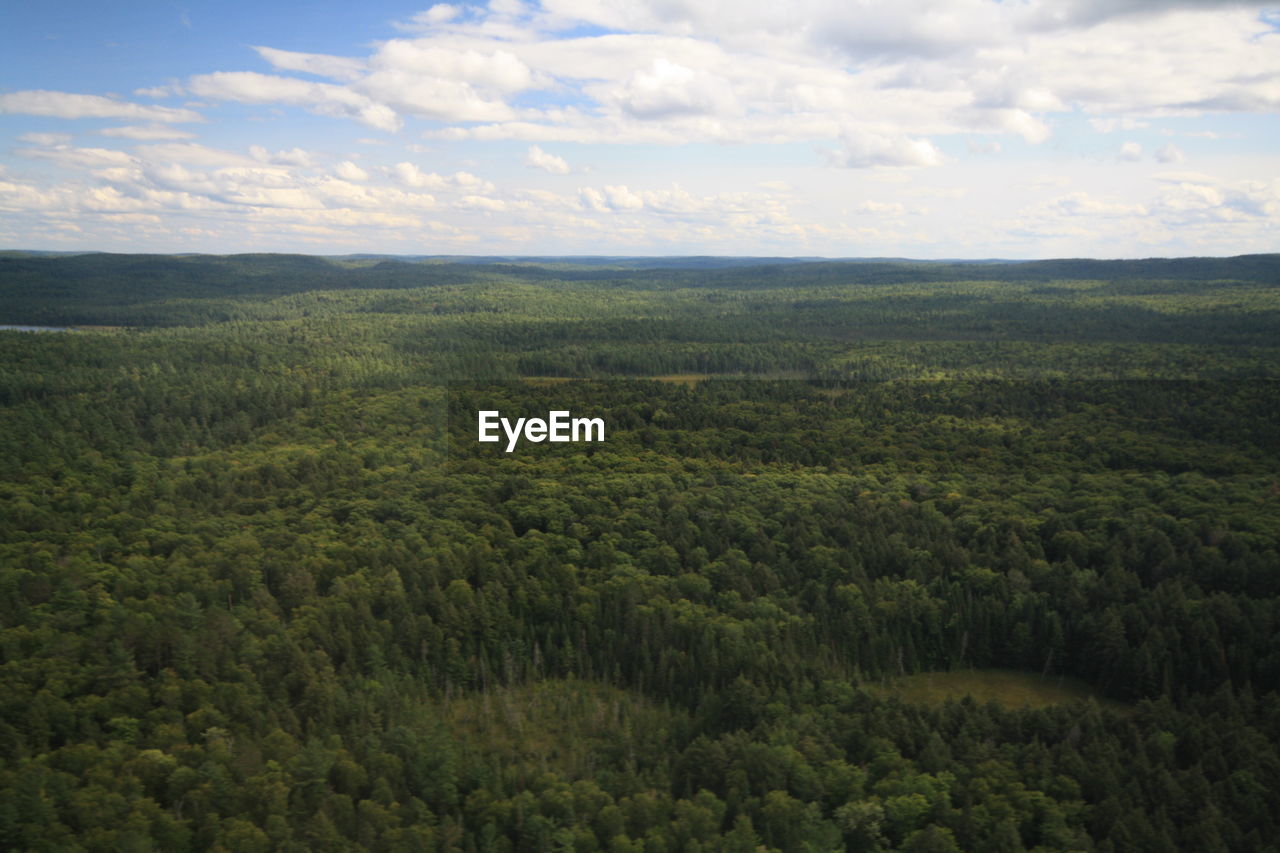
2,254,1280,850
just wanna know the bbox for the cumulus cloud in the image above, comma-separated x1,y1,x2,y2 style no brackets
572,182,788,223
605,58,737,119
987,173,1279,254
524,145,570,174
371,42,535,93
0,133,478,243
334,160,370,181
3,127,827,253
7,0,1279,255
0,90,202,123
131,0,1278,162
1153,174,1280,224
601,185,645,210
250,146,314,166
391,163,496,194
399,3,465,29
358,70,517,121
393,162,444,189
580,185,645,212
830,129,944,168
342,41,540,123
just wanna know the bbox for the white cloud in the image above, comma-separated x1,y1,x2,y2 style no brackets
344,41,541,123
371,42,535,93
1025,0,1274,30
983,172,1279,254
134,83,185,98
393,162,447,190
1119,141,1143,161
1046,191,1147,217
1153,174,1280,224
571,182,789,223
857,200,907,215
426,4,462,24
98,124,196,140
358,70,517,121
0,90,202,123
1156,142,1185,164
830,129,944,168
581,184,640,211
457,195,507,211
451,170,490,191
604,58,737,119
1089,117,1149,133
391,163,496,194
6,0,1279,256
400,3,465,29
14,146,136,169
253,46,365,81
131,1,1279,161
187,72,401,131
524,145,570,174
16,132,72,146
601,185,645,211
250,146,314,166
137,143,259,168
334,160,370,181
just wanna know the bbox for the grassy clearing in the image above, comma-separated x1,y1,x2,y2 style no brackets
519,376,578,386
872,669,1129,712
520,374,712,385
648,373,711,386
441,679,687,787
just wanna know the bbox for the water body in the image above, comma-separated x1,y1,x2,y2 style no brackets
0,324,74,332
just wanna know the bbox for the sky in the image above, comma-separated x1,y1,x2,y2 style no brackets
1,0,1277,258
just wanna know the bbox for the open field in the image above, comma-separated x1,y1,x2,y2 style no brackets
872,669,1130,711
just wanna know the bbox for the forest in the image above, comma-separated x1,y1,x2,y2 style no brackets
1,252,1278,851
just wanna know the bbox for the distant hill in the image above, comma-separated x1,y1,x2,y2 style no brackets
1,251,1276,326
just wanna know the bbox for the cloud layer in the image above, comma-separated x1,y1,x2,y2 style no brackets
2,1,1277,256
106,0,1280,154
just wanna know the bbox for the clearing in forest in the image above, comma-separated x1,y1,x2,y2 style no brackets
872,669,1128,711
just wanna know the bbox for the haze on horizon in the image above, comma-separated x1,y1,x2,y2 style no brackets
1,0,1278,259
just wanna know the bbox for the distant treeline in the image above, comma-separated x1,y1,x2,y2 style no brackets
2,252,1277,327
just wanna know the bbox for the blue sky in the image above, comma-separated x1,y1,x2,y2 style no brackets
1,0,1277,257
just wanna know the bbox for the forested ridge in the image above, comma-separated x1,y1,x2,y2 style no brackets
1,255,1279,851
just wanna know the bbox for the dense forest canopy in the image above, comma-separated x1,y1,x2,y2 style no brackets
1,253,1278,851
